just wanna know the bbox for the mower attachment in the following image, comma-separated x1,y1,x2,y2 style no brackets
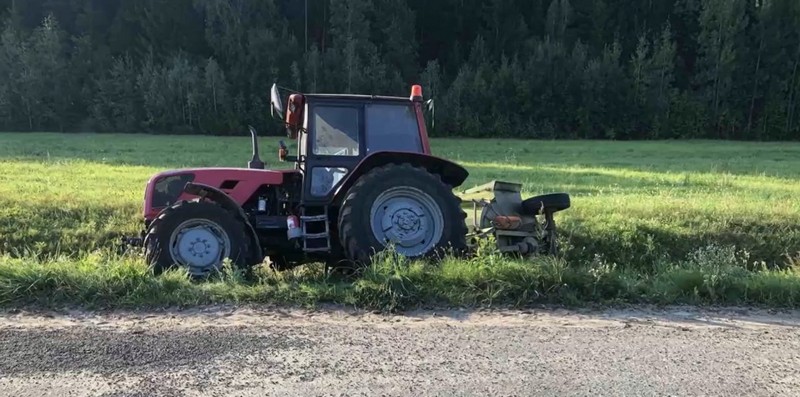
459,181,569,257
118,233,144,256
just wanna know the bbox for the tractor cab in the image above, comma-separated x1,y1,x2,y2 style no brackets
270,84,432,205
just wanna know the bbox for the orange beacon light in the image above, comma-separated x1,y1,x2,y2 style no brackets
410,85,423,101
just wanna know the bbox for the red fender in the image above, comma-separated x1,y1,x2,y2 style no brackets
332,151,469,205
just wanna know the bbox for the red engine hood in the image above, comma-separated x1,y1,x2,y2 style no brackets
143,167,295,219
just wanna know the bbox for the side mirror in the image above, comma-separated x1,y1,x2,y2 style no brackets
270,83,284,119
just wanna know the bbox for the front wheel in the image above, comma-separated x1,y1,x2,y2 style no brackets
144,201,254,278
338,163,468,265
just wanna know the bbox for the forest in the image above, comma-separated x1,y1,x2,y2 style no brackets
0,0,798,140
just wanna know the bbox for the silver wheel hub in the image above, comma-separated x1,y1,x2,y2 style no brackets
370,186,445,257
390,209,421,238
169,219,230,275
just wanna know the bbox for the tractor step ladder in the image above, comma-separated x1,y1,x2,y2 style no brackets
301,208,331,253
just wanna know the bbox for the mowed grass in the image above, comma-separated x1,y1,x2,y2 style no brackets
1,132,800,310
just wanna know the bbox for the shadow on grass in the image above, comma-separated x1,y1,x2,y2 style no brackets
561,219,800,271
439,138,800,179
461,162,799,197
2,199,799,274
0,200,140,258
5,133,800,178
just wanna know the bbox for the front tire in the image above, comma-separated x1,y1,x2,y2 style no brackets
338,163,468,266
144,201,253,278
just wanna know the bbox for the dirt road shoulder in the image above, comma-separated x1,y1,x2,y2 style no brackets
1,305,798,396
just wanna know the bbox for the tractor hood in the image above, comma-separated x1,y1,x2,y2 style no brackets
143,167,293,219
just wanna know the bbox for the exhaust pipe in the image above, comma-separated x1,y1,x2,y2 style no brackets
247,125,265,169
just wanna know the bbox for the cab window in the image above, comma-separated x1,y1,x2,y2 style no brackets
312,106,360,156
365,104,422,153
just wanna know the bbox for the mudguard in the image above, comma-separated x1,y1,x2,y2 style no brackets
332,151,469,205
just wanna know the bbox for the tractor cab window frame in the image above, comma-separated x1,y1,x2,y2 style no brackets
297,105,308,170
364,103,423,154
303,102,365,201
310,104,362,157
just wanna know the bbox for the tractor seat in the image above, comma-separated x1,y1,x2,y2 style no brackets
521,193,571,215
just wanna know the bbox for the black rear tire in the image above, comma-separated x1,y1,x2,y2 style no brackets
337,163,468,267
521,193,571,215
144,201,254,278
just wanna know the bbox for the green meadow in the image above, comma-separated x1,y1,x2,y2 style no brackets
1,133,799,310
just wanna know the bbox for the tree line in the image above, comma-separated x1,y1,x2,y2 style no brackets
0,0,799,140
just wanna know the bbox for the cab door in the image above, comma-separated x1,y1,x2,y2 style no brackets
302,101,365,204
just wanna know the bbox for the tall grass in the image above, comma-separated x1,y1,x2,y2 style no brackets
2,244,798,311
1,133,800,309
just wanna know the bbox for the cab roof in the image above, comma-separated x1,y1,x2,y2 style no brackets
303,93,412,103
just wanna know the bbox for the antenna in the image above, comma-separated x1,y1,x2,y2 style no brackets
305,0,308,53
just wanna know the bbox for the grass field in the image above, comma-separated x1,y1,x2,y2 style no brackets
1,132,800,310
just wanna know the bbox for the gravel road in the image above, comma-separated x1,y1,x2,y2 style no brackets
0,305,798,396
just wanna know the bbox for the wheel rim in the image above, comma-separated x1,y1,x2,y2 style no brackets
369,186,445,257
168,219,231,276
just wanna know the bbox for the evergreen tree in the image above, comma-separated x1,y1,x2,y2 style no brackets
546,0,572,42
373,0,416,88
90,54,141,132
630,25,678,137
694,0,748,137
326,0,389,93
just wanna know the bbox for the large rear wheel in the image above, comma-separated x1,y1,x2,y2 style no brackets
338,163,468,266
144,201,254,278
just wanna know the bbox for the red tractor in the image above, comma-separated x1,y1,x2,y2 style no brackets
125,85,570,277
